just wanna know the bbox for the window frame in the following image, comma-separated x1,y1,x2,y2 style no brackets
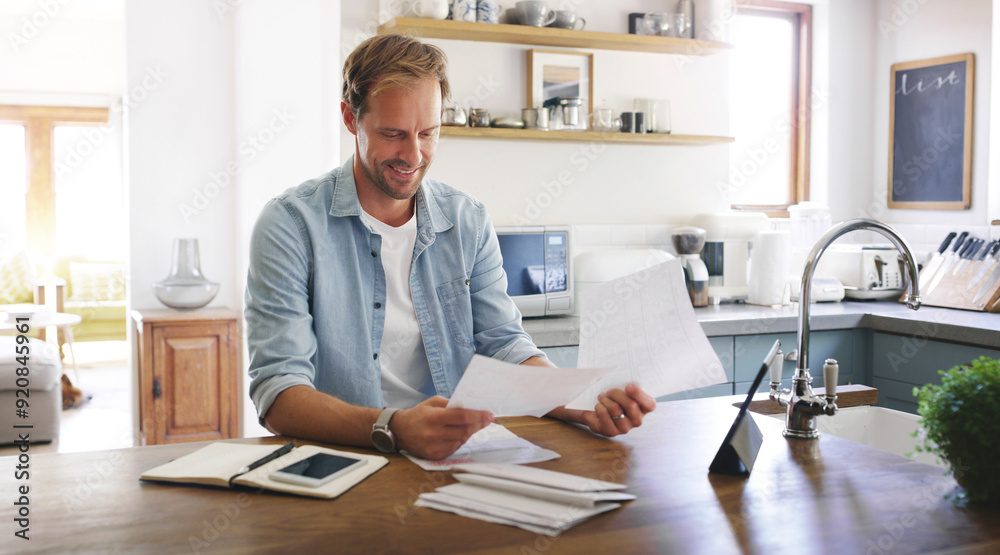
0,105,110,256
730,0,813,217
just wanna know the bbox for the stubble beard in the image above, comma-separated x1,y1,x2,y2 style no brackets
362,157,428,201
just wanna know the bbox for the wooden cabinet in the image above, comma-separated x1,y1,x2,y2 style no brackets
132,308,241,445
377,17,734,146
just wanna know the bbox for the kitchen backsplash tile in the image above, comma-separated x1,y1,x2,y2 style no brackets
572,225,612,247
610,225,647,247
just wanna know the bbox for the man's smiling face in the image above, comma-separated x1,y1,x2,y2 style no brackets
347,77,442,205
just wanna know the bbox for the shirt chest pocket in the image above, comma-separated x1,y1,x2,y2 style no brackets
436,276,474,347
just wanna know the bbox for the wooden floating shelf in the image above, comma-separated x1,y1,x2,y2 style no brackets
439,125,734,145
377,17,733,55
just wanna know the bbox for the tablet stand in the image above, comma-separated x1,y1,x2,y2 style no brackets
709,340,781,476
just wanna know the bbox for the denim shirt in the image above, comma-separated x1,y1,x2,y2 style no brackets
245,156,545,419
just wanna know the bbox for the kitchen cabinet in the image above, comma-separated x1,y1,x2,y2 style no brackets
377,17,734,146
540,330,862,402
732,329,862,395
871,332,1000,414
132,308,242,445
540,335,736,401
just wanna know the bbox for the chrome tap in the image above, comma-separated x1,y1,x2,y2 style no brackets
770,219,921,439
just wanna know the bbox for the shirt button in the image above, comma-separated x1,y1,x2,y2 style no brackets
373,353,378,360
371,251,377,257
374,302,382,309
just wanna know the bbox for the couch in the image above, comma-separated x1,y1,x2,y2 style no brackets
0,251,126,344
48,256,127,342
0,336,62,444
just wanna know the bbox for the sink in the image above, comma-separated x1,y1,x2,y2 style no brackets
768,406,945,468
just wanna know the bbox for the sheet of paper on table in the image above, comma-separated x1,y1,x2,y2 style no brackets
403,423,559,471
565,259,726,410
446,355,615,417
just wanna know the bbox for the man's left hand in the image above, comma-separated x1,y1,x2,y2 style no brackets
549,383,657,437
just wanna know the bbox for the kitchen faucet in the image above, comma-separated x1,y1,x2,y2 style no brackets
770,219,921,438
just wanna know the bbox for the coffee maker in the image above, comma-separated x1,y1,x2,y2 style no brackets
689,212,771,303
671,226,709,307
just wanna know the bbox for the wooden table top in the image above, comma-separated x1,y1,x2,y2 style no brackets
3,395,998,554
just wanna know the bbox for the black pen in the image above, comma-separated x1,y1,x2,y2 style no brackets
237,442,295,475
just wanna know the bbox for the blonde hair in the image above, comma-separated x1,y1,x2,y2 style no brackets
342,34,450,118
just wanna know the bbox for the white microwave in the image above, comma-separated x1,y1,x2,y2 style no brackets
495,226,573,318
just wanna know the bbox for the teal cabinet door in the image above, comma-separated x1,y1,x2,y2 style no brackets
733,330,856,395
871,332,1000,414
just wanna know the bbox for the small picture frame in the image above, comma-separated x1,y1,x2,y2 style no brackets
526,49,594,115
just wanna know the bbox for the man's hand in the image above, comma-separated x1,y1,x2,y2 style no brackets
391,396,494,460
549,383,657,437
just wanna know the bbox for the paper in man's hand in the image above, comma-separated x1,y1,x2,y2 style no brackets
565,259,726,410
447,355,615,417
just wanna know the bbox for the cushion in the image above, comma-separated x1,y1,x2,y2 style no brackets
67,262,126,302
0,251,36,304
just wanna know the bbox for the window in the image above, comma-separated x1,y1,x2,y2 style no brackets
728,0,812,215
0,106,115,258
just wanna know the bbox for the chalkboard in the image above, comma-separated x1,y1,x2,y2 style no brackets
888,53,974,209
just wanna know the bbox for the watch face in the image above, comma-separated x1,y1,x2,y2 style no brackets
372,429,395,453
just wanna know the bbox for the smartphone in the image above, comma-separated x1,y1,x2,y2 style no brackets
268,453,367,488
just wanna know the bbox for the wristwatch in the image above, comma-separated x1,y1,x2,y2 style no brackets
371,408,400,453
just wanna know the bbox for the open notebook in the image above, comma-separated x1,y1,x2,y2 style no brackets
140,442,388,500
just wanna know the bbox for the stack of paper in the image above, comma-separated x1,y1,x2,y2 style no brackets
415,463,635,536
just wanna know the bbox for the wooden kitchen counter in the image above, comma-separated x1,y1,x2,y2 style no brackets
3,395,998,553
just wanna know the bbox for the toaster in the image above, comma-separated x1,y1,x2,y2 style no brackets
814,244,906,291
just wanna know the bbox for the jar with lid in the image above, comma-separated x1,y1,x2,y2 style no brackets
787,202,832,252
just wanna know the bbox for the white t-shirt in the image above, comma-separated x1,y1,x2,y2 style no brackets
360,208,435,408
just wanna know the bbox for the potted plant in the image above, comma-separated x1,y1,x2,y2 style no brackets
915,356,1000,506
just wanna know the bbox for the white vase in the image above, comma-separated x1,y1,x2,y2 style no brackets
152,238,219,310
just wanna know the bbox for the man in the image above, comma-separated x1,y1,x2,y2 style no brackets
245,34,655,461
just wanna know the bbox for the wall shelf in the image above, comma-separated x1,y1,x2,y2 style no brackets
377,17,733,55
439,126,732,145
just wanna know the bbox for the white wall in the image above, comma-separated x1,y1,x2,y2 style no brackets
126,0,340,437
0,1,124,107
233,0,341,436
867,0,993,251
343,0,732,227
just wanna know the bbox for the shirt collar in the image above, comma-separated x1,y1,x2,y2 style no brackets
329,155,452,235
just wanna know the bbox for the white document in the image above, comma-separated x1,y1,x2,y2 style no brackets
446,355,615,417
452,462,628,492
566,259,726,410
402,423,559,471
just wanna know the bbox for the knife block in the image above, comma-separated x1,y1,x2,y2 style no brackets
913,262,1000,312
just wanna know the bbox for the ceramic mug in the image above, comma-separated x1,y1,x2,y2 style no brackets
477,0,502,23
451,0,477,22
515,1,556,27
412,0,449,19
550,10,585,30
